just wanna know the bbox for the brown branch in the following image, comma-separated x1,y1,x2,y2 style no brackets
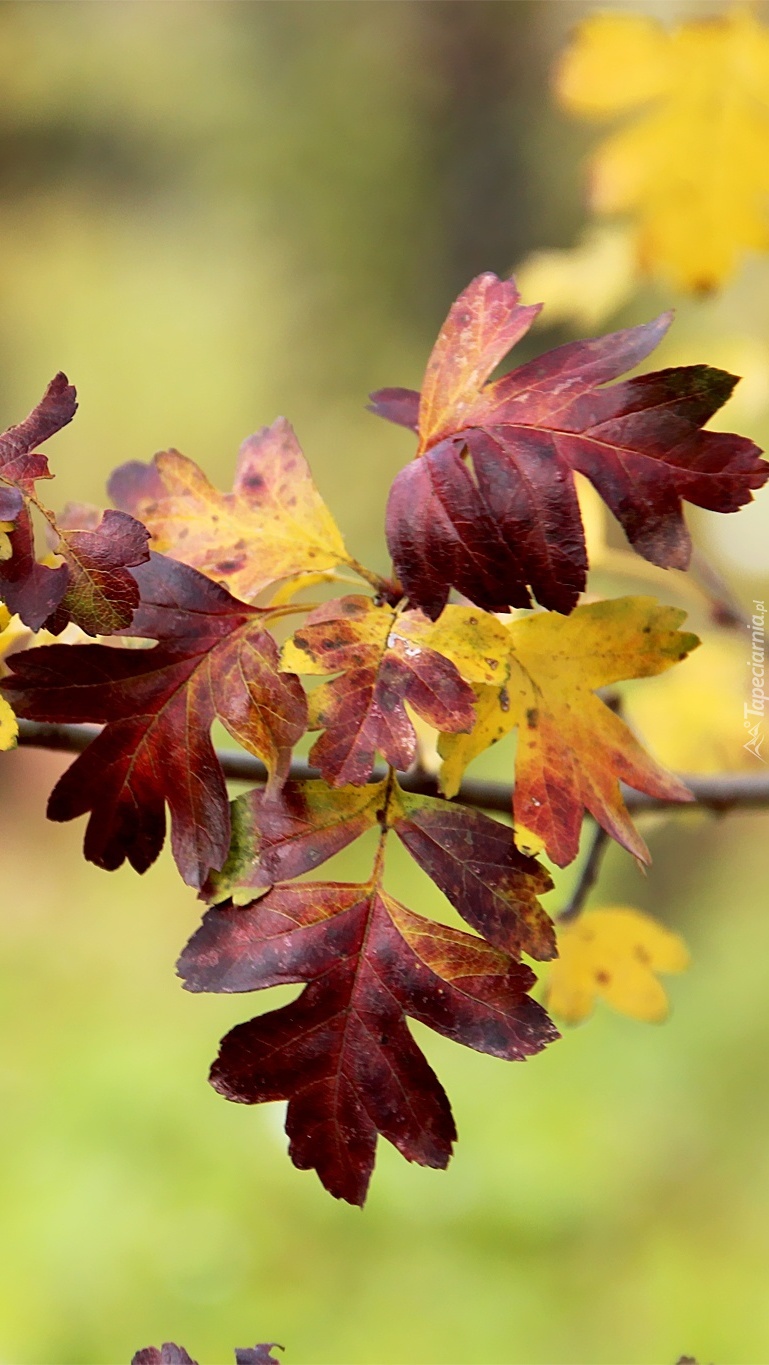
13,719,769,816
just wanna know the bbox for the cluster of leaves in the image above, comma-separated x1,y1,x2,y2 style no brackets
1,272,766,1204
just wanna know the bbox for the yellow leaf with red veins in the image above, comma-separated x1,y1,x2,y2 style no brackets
555,8,769,291
108,417,350,602
547,906,690,1024
439,597,698,867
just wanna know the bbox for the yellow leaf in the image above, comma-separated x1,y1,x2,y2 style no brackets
626,628,762,774
398,604,512,686
439,597,698,866
111,417,351,602
514,224,637,330
0,692,17,750
555,7,769,291
547,906,690,1024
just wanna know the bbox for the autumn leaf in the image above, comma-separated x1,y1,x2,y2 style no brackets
0,374,77,628
390,787,556,959
370,273,766,618
0,374,152,634
178,874,558,1205
109,417,351,601
439,597,698,866
514,224,637,330
280,595,478,784
203,773,556,958
203,776,386,902
132,1348,197,1365
47,505,151,636
2,553,306,887
234,1349,283,1365
547,906,690,1024
555,8,769,292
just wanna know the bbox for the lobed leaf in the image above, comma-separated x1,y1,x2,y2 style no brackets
178,878,557,1205
2,553,306,887
109,417,350,601
203,776,386,902
555,9,769,291
281,595,476,784
547,906,690,1024
372,273,767,619
0,374,151,633
439,597,698,866
390,787,555,959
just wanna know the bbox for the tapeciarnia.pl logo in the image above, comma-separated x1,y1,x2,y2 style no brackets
744,600,766,763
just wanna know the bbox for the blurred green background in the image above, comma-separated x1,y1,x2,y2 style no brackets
1,2,769,1363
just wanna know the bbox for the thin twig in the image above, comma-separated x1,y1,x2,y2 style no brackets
13,720,769,815
556,824,611,924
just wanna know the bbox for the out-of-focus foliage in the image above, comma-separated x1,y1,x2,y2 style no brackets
555,7,769,292
547,906,690,1024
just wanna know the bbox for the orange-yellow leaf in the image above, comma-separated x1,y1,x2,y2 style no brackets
555,8,769,291
547,906,690,1024
439,597,698,866
108,418,350,601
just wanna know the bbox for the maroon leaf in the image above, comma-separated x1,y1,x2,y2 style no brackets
281,595,475,784
372,273,767,618
202,777,385,902
131,1347,197,1365
46,508,151,636
0,506,69,630
0,374,78,628
2,553,306,886
235,1348,283,1365
0,372,77,490
391,789,556,959
178,881,558,1205
366,387,420,431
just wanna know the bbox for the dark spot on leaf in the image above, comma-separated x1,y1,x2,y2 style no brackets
242,472,264,491
499,685,510,713
634,944,651,965
526,707,538,727
595,969,611,985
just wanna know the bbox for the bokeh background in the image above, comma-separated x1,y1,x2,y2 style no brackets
1,2,769,1362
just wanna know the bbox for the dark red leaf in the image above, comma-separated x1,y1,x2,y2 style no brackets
373,273,767,618
202,777,385,902
391,789,556,959
282,595,475,784
131,1347,197,1365
0,506,69,629
2,553,306,886
178,881,558,1205
366,387,420,431
0,372,77,491
46,508,151,635
234,1347,283,1365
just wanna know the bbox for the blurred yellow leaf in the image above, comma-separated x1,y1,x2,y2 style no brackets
547,906,690,1024
625,629,759,773
555,7,769,291
514,224,637,329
